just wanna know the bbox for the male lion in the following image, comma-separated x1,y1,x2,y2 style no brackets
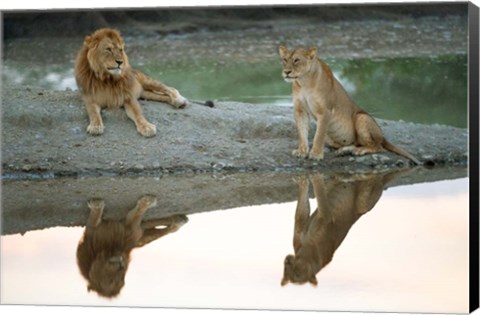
278,46,420,165
281,171,409,286
76,195,188,298
75,28,187,137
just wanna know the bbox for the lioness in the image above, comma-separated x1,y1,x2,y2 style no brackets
281,171,409,286
278,46,420,165
76,195,188,298
75,28,187,137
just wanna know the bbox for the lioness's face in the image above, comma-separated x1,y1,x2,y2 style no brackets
86,29,128,77
278,46,317,82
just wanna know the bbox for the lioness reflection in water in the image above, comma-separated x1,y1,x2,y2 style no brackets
281,171,409,286
76,195,188,298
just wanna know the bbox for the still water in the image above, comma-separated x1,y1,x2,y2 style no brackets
1,175,469,313
2,41,467,128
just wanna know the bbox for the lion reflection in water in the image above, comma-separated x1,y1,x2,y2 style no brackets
281,171,408,286
76,195,188,298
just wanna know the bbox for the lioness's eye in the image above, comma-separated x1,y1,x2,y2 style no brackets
293,59,300,64
282,58,287,63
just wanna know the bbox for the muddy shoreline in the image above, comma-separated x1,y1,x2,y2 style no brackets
1,82,468,181
1,166,468,236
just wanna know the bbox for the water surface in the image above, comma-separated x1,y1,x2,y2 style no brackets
1,176,469,313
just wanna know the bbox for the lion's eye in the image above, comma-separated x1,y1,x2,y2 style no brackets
282,58,288,63
293,59,300,64
106,47,112,52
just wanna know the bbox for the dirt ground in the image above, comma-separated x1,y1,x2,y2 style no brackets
1,83,468,180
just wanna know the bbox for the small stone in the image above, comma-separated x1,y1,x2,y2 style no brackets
133,164,144,171
421,154,434,160
22,164,32,172
70,127,82,134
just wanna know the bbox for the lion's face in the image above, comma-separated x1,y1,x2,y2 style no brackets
87,254,129,298
278,46,317,82
84,29,129,78
281,254,318,286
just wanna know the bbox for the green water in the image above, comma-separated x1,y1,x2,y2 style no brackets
140,55,467,128
3,55,467,128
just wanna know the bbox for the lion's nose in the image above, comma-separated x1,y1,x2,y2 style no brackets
284,70,292,76
110,256,125,269
284,255,294,265
116,60,123,66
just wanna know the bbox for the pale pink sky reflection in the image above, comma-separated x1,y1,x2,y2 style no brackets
1,178,469,313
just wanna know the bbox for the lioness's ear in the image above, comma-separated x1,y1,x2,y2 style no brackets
307,47,318,59
279,46,288,58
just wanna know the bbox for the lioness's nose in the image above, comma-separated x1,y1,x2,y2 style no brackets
116,60,123,66
284,70,292,75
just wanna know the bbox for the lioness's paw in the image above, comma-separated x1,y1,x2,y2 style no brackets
138,195,157,208
138,123,157,138
308,150,324,161
87,124,104,135
335,146,355,156
292,149,308,158
293,175,309,186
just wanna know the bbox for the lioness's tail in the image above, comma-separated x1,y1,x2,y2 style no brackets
382,139,421,165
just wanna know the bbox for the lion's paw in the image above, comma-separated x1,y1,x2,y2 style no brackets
88,198,105,210
168,215,189,232
138,195,157,208
87,124,104,135
171,89,187,109
173,215,189,226
138,123,157,138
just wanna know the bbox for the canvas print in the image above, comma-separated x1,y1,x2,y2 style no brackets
1,1,478,314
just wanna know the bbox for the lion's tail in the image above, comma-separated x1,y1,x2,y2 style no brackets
382,139,421,165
